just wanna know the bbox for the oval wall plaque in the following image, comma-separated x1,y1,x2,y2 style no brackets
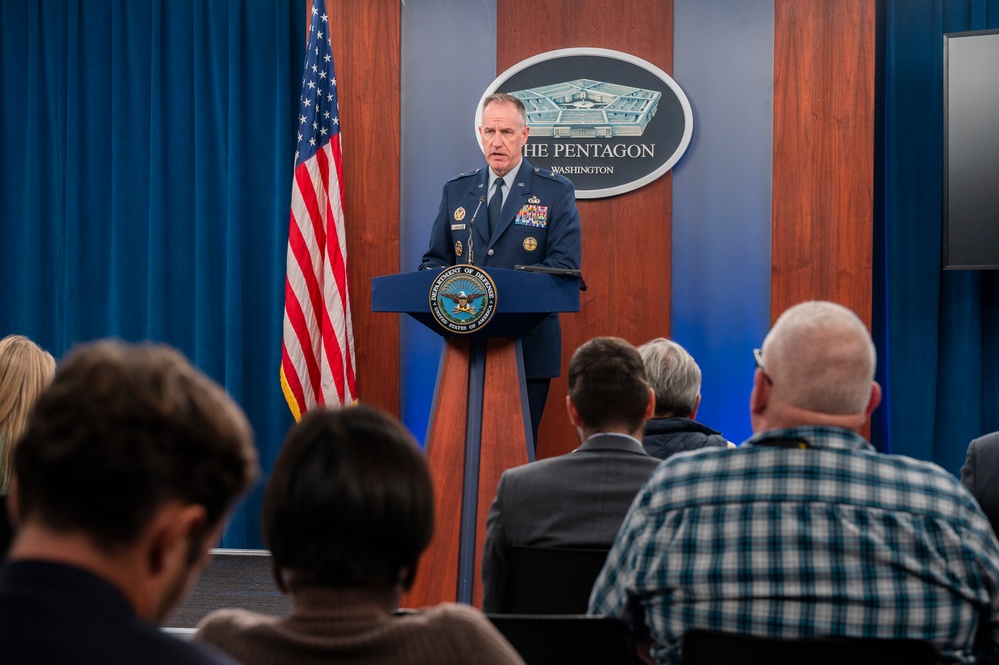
477,48,694,199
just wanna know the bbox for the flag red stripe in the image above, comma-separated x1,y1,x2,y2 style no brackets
281,346,308,416
294,163,328,264
288,208,325,335
284,274,324,406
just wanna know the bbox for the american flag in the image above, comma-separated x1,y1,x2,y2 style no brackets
280,0,357,420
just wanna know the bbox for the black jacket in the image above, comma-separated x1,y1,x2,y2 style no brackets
641,417,729,461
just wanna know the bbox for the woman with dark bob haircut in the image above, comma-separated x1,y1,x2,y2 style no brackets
195,405,524,665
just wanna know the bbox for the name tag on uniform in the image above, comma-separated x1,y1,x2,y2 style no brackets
451,224,466,231
515,205,548,228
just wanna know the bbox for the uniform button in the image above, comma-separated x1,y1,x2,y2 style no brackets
487,249,495,256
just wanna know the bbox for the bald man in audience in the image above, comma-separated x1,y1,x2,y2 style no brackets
480,336,660,612
0,341,257,665
637,337,730,460
590,301,999,665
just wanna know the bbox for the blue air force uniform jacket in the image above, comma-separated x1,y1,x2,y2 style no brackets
419,159,582,379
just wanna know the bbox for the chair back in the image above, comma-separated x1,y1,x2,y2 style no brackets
680,629,938,665
495,545,610,614
488,614,639,665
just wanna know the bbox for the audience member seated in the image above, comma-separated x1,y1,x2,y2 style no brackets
961,431,999,536
0,335,55,556
589,301,999,665
194,405,525,665
481,336,660,612
0,340,257,665
637,337,730,460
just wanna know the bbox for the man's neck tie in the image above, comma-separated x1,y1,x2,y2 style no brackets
487,177,504,239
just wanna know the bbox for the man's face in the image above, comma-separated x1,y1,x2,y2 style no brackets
479,101,529,177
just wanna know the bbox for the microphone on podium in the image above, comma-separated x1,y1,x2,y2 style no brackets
466,196,486,265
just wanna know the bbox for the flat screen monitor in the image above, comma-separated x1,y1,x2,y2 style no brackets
943,29,999,270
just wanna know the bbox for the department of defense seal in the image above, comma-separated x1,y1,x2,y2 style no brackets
428,266,498,334
523,237,538,251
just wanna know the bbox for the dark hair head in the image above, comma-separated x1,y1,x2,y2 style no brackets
567,336,650,433
13,340,257,551
263,405,434,592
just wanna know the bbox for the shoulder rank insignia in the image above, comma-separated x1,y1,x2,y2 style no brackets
449,168,481,182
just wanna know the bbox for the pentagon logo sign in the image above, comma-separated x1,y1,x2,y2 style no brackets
477,48,693,199
429,266,498,334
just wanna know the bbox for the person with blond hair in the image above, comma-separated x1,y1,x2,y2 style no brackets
0,335,55,494
0,335,56,555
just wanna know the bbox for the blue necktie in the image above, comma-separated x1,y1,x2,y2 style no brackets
487,177,504,239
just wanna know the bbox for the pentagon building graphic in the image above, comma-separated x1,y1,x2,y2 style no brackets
509,79,661,138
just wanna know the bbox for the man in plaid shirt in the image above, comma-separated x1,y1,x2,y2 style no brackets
589,301,999,664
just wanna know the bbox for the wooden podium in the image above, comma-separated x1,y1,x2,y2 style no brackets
371,267,580,607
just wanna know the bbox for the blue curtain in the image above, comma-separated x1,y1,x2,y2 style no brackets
0,0,301,547
875,0,999,474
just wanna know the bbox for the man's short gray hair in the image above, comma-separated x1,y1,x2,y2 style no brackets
638,338,701,418
761,301,877,415
481,93,527,127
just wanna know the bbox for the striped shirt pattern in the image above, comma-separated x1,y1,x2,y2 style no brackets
589,426,999,665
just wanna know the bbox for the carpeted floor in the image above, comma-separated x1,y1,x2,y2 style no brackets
166,549,293,629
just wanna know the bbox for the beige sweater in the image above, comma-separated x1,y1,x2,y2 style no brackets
194,586,524,665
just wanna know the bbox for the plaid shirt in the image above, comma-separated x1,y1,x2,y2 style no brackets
589,426,999,665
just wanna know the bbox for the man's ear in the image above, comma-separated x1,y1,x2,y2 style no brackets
643,387,655,421
749,370,771,415
146,503,209,576
689,394,702,420
864,381,882,419
565,394,582,428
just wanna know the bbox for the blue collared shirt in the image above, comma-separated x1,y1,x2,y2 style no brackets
588,426,999,664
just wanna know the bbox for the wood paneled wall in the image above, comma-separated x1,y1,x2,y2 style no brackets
323,0,875,446
498,0,676,459
771,0,875,327
323,0,400,413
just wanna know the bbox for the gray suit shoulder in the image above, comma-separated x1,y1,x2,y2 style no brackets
972,432,999,448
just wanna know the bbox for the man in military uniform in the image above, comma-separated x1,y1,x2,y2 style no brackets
420,92,582,445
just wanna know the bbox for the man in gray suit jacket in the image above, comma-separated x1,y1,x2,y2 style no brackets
480,336,660,612
961,432,999,536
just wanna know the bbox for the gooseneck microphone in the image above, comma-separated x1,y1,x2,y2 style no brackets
466,195,486,265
